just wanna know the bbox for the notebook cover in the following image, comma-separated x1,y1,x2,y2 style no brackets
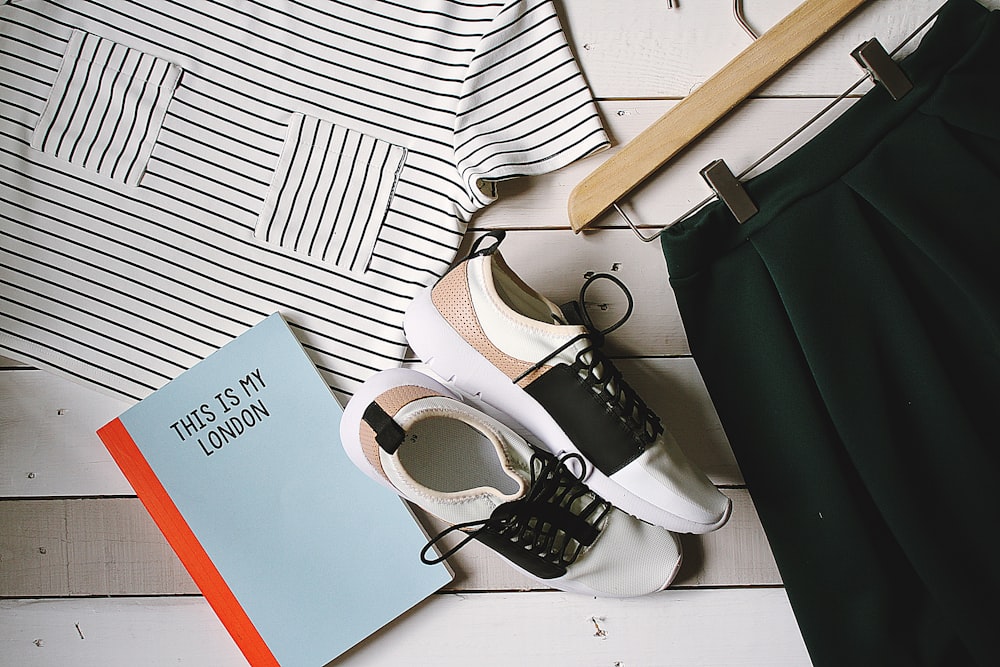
97,313,451,666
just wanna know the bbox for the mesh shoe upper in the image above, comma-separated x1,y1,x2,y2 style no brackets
342,367,683,598
407,231,731,533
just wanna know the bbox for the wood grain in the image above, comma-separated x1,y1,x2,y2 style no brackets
0,491,779,597
0,591,810,667
564,0,967,99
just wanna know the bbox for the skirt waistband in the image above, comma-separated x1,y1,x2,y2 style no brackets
661,0,994,279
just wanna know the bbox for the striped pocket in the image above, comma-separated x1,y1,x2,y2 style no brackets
255,113,406,274
31,30,181,187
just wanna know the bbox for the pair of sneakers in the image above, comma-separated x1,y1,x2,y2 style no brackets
340,232,731,598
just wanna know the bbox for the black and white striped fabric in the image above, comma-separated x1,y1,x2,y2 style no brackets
0,0,609,402
31,29,182,186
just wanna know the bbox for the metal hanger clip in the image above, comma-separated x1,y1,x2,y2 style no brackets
700,159,758,224
851,38,913,101
704,36,913,226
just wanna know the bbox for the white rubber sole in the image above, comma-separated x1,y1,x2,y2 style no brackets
404,286,731,534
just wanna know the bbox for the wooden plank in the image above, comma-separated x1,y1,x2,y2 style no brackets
563,0,985,100
0,503,70,597
62,499,196,597
0,590,811,666
0,500,197,597
0,356,741,498
0,597,247,666
0,490,779,597
0,369,133,497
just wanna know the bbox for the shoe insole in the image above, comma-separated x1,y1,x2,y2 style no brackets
401,416,520,496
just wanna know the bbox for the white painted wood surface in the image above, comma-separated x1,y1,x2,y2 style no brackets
5,1,994,664
1,590,811,667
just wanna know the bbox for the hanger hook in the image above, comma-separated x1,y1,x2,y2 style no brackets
734,0,759,40
666,0,757,40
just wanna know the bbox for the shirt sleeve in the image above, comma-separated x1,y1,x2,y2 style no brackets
453,0,610,206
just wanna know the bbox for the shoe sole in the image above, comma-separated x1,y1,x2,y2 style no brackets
405,286,731,534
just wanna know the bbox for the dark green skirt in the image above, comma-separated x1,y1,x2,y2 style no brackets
660,0,999,664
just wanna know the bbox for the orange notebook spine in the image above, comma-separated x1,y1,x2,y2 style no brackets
98,418,279,667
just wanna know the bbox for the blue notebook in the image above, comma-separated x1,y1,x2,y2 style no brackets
98,313,451,666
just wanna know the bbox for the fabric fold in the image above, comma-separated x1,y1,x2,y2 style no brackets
660,1,1000,664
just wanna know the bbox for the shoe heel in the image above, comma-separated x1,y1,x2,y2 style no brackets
340,367,455,492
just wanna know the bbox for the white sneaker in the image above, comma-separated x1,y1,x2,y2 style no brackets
341,367,683,598
403,231,731,534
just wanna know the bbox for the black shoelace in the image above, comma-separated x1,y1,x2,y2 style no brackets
512,272,665,447
420,450,611,568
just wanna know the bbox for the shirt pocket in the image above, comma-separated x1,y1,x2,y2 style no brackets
31,29,181,186
255,113,406,275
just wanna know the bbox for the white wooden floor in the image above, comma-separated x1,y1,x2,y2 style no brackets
3,1,990,665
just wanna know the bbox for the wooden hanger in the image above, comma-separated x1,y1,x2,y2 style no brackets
567,0,870,233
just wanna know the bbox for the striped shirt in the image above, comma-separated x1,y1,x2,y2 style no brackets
0,0,609,402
